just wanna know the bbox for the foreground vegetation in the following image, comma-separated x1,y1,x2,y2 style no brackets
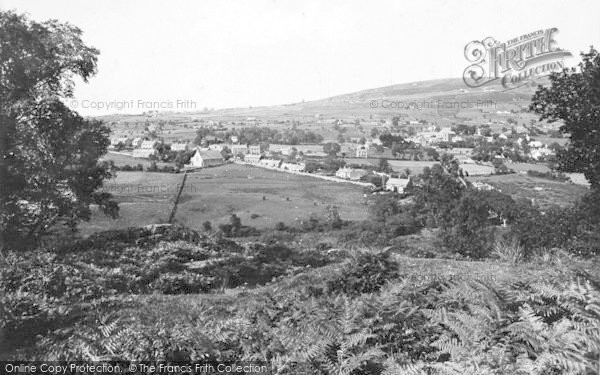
1,225,599,374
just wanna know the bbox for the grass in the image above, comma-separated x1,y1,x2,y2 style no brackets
81,163,370,235
175,164,370,229
100,151,175,168
468,173,588,208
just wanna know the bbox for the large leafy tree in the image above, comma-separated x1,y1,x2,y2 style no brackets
530,47,600,189
0,11,117,248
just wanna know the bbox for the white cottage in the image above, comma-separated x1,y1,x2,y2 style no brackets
385,178,411,193
186,148,225,168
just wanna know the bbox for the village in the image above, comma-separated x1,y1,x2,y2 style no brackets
104,111,588,198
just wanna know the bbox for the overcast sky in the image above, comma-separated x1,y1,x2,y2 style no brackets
4,0,600,115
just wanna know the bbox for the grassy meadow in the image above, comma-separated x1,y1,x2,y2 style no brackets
81,163,370,235
468,173,589,208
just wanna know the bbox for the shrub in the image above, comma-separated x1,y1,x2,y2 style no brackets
250,243,293,262
326,251,398,296
493,238,524,263
441,226,494,259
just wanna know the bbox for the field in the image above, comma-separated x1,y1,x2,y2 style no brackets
81,163,590,236
468,173,589,208
80,163,370,235
505,162,551,173
100,151,175,168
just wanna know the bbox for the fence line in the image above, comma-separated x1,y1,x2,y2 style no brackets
168,170,188,223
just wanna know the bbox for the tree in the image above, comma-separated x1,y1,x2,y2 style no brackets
379,133,404,148
229,214,242,236
377,158,391,173
441,191,495,258
408,164,465,227
287,147,298,161
323,142,341,156
369,194,402,222
0,11,117,248
530,47,600,189
425,147,440,161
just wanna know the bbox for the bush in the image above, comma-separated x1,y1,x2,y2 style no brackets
441,226,494,259
248,243,293,262
509,206,578,254
493,238,524,263
326,251,398,296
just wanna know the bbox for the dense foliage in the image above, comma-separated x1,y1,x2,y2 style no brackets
0,11,117,249
2,232,598,374
531,47,600,189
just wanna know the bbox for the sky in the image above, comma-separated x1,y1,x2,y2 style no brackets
3,0,600,115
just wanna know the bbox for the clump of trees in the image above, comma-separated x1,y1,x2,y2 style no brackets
0,11,117,249
531,47,600,190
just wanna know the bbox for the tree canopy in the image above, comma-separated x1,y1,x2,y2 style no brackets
0,11,117,248
530,47,600,189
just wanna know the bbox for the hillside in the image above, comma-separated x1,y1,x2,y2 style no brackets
94,77,550,123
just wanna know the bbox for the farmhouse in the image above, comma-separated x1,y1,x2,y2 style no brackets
355,146,368,158
269,144,292,155
437,128,456,142
231,145,249,157
335,167,367,181
140,140,159,149
385,178,411,193
186,148,225,168
281,162,305,172
244,154,262,164
259,158,282,168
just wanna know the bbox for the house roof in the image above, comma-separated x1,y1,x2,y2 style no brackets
460,163,495,175
386,178,410,187
195,149,224,160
